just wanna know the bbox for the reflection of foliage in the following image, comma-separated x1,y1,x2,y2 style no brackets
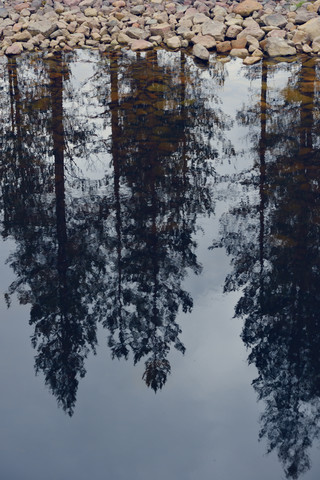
0,49,231,412
215,58,320,478
95,50,232,391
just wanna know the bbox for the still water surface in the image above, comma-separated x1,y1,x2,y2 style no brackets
0,49,320,480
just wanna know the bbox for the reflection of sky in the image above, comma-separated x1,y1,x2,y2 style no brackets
1,53,320,480
2,212,320,480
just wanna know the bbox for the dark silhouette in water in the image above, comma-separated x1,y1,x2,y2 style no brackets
215,58,320,478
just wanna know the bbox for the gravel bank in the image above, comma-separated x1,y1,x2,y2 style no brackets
1,0,320,63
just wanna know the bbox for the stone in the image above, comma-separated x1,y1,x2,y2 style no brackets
0,8,8,19
192,43,209,61
126,27,149,40
213,6,227,17
216,40,232,53
230,48,248,58
243,55,261,64
298,18,320,41
292,30,308,44
193,13,209,24
226,25,243,39
201,20,226,41
237,25,265,41
166,35,181,49
302,43,313,53
192,34,216,49
246,34,259,49
252,48,263,57
28,20,58,38
154,12,168,24
6,42,24,55
267,30,286,39
231,37,247,48
131,5,145,16
84,7,97,17
233,0,263,18
14,3,31,12
264,37,297,56
295,11,317,25
312,36,320,52
117,32,132,44
263,14,287,28
150,22,172,38
13,30,32,42
130,39,153,51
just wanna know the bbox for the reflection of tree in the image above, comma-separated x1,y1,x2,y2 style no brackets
215,58,320,478
96,50,232,391
0,54,103,415
0,50,231,411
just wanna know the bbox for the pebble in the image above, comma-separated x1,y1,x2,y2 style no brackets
1,0,320,64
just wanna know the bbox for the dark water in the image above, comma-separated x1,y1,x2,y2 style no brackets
1,49,320,480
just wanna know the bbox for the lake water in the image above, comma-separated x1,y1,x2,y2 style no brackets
1,49,320,480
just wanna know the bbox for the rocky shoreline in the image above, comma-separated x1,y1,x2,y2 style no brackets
1,0,320,63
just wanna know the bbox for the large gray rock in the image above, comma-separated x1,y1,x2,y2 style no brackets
0,7,8,19
28,20,58,38
126,27,149,40
237,24,265,41
193,13,209,24
264,37,297,56
192,43,209,61
201,20,226,41
263,13,287,28
295,11,317,25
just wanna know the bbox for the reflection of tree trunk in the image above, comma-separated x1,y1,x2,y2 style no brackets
299,60,315,152
179,52,188,269
259,59,267,281
110,53,124,329
49,54,68,311
7,58,23,162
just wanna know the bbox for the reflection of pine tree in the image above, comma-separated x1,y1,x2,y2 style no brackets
215,58,320,478
0,50,231,410
98,51,231,391
0,54,104,415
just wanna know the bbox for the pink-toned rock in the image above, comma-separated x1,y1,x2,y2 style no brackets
64,0,81,6
112,0,126,6
150,22,172,38
130,39,153,51
185,8,198,18
14,3,30,12
233,0,263,17
5,43,23,55
192,34,216,49
267,29,286,39
12,23,23,33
